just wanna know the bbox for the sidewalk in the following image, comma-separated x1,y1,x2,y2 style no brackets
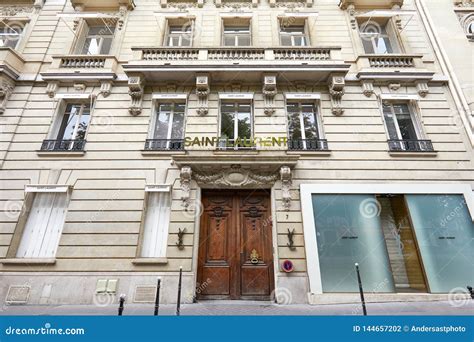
1,300,473,316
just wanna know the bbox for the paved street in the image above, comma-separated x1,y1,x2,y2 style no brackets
1,300,473,316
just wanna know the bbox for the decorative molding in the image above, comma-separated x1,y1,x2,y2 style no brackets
128,75,144,116
388,83,401,91
328,74,345,116
215,0,258,8
196,74,209,116
180,166,192,208
454,0,474,7
193,165,279,188
339,0,404,10
0,5,35,17
262,74,277,117
0,78,14,114
416,81,429,97
99,81,112,97
280,165,292,211
45,82,59,98
362,81,374,97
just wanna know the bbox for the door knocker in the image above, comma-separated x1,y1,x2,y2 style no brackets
250,249,259,264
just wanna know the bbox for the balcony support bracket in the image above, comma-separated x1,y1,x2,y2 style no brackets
180,166,192,208
196,74,210,116
263,74,277,116
328,74,345,116
100,81,113,98
280,165,292,211
128,75,144,116
0,77,14,114
416,81,429,97
45,81,59,98
362,80,374,97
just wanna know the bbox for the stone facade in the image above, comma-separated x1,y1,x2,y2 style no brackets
0,0,472,306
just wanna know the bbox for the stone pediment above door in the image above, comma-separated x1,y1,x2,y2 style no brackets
173,150,297,210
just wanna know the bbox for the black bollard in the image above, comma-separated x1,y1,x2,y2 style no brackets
467,286,474,299
118,294,126,316
176,266,183,316
154,278,161,316
355,263,367,316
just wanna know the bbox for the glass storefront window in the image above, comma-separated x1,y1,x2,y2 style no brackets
312,194,395,293
406,195,474,293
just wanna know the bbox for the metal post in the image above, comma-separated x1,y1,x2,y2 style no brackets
118,294,126,316
467,286,474,299
154,278,161,316
355,263,367,316
176,266,183,316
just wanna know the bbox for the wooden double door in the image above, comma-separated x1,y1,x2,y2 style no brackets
197,190,274,300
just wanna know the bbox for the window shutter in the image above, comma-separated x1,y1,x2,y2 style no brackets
141,192,171,258
16,193,68,258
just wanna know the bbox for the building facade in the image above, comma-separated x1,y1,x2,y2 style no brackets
0,0,473,306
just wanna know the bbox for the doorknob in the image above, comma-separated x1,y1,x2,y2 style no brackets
249,249,259,264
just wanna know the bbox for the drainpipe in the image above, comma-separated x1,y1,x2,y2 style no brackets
415,0,474,146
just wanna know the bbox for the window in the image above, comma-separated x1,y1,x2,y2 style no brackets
42,103,91,151
140,190,171,258
166,24,193,47
223,25,251,46
280,26,308,47
16,191,68,258
359,21,396,54
220,101,252,149
146,102,185,150
81,25,115,55
287,102,326,150
0,25,23,49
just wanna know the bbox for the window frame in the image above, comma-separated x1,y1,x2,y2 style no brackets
218,100,254,149
357,18,401,54
380,100,424,142
279,24,309,47
165,21,194,47
0,22,25,50
136,186,172,259
51,102,92,143
75,19,117,55
149,100,187,140
285,100,324,149
7,186,71,260
222,22,252,47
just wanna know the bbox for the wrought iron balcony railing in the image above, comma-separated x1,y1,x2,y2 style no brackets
287,138,329,151
41,139,86,151
144,139,185,151
387,139,434,152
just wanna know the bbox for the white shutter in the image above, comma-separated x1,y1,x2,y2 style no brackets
141,192,171,258
16,193,68,258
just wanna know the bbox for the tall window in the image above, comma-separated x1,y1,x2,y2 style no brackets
16,192,68,258
148,102,185,150
382,102,431,151
223,25,251,46
43,103,90,151
220,101,252,149
359,21,396,54
140,191,171,258
287,102,325,150
0,25,23,49
81,25,115,55
280,26,308,47
166,25,193,47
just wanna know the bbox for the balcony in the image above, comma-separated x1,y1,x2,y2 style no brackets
40,139,86,152
70,0,135,10
0,47,25,81
124,46,349,83
287,138,329,151
41,55,118,82
144,139,184,151
339,0,404,9
356,54,435,82
387,139,434,152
